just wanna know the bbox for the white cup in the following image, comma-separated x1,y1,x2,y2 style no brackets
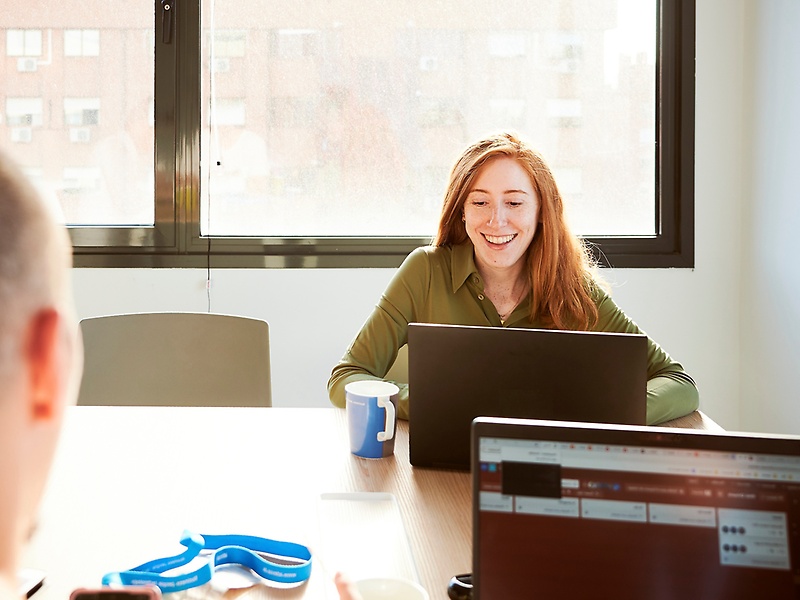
355,577,429,600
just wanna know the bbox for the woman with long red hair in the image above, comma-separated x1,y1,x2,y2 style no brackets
328,132,699,424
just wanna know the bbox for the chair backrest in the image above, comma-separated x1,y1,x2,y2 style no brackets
78,312,271,407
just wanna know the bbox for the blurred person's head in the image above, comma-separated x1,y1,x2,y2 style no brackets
0,151,83,592
435,131,600,330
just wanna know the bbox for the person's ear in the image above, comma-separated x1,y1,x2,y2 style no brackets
24,307,63,421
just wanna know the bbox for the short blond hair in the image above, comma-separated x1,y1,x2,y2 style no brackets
0,151,72,372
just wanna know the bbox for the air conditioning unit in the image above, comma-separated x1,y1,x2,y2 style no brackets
419,56,438,72
10,127,33,143
212,57,230,73
17,57,38,72
561,59,579,73
70,127,91,143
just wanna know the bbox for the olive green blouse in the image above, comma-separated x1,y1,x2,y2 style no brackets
327,243,699,425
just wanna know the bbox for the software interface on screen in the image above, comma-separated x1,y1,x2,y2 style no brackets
477,436,800,599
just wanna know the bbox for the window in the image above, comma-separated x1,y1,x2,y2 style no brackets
546,99,582,128
6,29,42,56
545,32,584,73
0,0,695,268
62,167,101,195
6,97,43,127
64,29,100,57
1,9,157,233
487,32,527,58
212,30,246,57
213,98,246,127
64,98,100,126
272,29,320,59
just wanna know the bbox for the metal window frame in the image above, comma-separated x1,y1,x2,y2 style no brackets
71,0,694,269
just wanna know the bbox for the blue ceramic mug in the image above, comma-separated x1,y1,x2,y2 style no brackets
345,380,399,459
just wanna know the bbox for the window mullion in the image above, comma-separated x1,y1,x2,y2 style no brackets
172,0,201,253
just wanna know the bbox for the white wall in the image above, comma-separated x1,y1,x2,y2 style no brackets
739,0,800,434
71,0,799,433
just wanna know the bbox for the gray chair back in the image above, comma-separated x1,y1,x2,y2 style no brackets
78,312,271,407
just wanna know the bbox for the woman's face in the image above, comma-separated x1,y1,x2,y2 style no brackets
463,156,539,277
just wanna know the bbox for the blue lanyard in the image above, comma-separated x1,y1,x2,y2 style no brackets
102,531,313,593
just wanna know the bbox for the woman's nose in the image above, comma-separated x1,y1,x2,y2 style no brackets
488,205,507,226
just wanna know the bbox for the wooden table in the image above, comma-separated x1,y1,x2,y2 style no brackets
22,407,717,600
660,409,724,431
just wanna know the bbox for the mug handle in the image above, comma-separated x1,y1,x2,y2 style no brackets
376,397,395,442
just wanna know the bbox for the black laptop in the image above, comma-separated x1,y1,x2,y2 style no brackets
471,416,800,599
408,322,647,469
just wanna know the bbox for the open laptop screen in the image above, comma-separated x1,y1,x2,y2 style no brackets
472,417,800,600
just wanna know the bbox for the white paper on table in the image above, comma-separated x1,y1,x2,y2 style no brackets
316,492,420,585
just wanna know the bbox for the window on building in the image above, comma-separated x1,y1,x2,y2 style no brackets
62,166,102,194
6,29,42,56
64,98,101,126
213,30,246,57
487,32,527,58
272,29,320,59
213,98,246,127
64,29,100,57
6,97,43,127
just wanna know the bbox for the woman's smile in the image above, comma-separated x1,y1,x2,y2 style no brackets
482,233,517,245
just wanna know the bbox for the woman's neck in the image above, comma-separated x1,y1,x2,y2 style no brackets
475,259,526,295
475,261,529,323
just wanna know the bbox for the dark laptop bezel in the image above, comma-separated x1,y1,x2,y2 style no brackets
470,416,800,600
408,322,648,470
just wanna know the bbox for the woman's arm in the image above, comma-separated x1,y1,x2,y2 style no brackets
594,289,700,424
646,370,699,424
327,248,432,420
327,302,412,418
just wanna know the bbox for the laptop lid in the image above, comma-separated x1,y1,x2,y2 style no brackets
471,417,800,600
408,323,647,470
